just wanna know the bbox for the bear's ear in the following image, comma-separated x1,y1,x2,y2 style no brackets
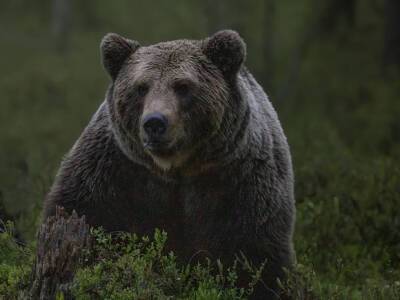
203,30,246,78
100,33,140,80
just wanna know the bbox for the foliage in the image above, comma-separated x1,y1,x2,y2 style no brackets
71,228,262,299
0,227,263,299
1,224,400,299
282,263,400,300
0,222,32,299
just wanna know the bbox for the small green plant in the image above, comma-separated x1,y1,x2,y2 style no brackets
0,221,32,299
72,228,262,300
1,220,400,299
280,262,400,300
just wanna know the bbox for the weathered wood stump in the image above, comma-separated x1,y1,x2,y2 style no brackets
30,207,91,299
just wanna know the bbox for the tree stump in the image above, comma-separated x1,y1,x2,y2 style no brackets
30,207,91,299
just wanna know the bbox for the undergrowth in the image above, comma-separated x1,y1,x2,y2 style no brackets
71,228,262,300
1,223,399,299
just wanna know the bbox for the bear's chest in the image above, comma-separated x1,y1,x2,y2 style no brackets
112,171,241,258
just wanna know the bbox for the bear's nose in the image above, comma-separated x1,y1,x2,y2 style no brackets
142,113,168,139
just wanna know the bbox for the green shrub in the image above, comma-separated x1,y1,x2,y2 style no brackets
0,225,264,299
71,228,261,300
0,222,32,299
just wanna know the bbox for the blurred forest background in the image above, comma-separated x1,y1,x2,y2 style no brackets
0,0,399,296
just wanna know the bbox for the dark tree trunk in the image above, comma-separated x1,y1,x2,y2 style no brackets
204,0,227,34
277,0,356,103
383,0,400,69
262,0,275,92
52,0,71,52
319,0,356,34
30,207,91,300
0,194,7,233
0,192,13,233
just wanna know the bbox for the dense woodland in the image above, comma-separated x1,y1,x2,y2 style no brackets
1,0,400,298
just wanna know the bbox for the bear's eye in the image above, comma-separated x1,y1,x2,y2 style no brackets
136,83,149,97
173,81,192,97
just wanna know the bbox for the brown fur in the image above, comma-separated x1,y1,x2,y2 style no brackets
43,30,295,299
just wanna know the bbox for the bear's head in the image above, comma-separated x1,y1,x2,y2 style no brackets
101,30,247,176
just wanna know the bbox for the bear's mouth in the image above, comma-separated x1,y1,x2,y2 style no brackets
143,139,191,171
143,140,175,157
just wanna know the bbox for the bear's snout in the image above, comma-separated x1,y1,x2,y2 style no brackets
141,112,174,155
142,112,168,139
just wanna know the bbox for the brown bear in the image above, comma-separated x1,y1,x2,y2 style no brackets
43,30,295,299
